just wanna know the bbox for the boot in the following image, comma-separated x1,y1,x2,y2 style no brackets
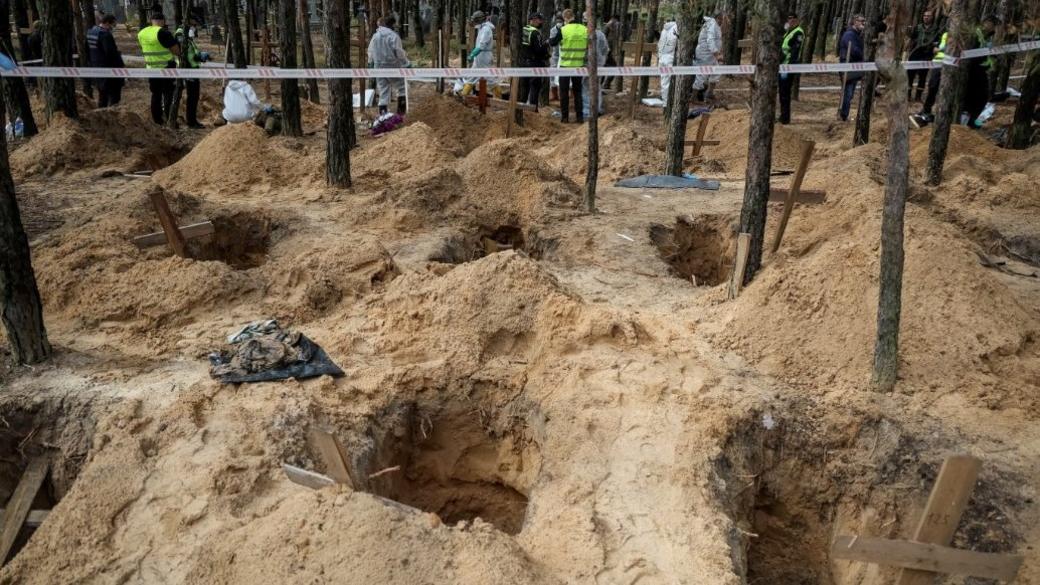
397,96,407,115
493,85,503,99
550,86,559,102
461,83,475,96
378,105,388,115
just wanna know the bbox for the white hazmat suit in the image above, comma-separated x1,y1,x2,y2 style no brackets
583,28,610,116
222,80,262,123
693,16,722,94
464,21,496,85
367,25,410,109
657,21,678,105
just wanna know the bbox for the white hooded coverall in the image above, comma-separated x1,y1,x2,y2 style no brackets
693,16,722,92
464,21,496,85
657,21,678,105
367,25,410,107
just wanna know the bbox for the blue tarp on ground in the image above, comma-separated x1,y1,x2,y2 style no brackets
614,175,721,191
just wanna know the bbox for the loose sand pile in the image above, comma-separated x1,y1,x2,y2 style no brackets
153,123,323,198
699,108,814,178
538,117,667,183
409,95,493,156
10,108,187,178
353,122,457,179
711,143,1040,410
455,139,581,224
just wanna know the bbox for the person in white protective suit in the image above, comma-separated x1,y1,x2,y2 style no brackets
657,20,678,105
582,26,610,117
222,80,263,123
367,15,411,115
693,9,724,101
462,11,497,95
548,13,563,100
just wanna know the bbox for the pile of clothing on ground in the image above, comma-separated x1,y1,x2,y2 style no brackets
209,320,344,383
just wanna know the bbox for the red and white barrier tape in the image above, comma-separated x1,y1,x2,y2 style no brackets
5,39,1035,80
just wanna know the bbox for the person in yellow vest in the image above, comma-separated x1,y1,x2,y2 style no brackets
137,9,181,125
777,13,804,125
548,8,587,123
910,30,947,128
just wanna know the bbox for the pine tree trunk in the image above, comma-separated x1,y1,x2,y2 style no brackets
722,0,740,64
324,0,353,186
990,0,1011,93
925,0,972,185
227,0,248,67
39,0,78,120
0,98,50,365
872,0,911,391
737,0,781,286
1008,50,1039,149
818,0,834,60
663,0,697,176
299,0,320,103
853,0,880,146
457,0,467,67
585,6,599,213
12,0,31,60
247,0,256,64
280,0,303,135
0,4,38,137
414,0,425,47
137,0,148,28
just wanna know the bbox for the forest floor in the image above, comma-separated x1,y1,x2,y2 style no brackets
1,50,1039,585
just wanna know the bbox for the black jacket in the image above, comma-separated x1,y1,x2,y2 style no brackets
519,25,549,66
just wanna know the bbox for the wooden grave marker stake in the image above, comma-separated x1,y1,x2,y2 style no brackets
728,232,751,299
831,455,1023,583
310,428,355,488
506,77,520,136
770,139,816,253
0,458,49,567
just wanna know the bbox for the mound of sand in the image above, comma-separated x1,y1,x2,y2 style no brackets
700,108,811,178
408,95,495,156
353,122,457,178
455,139,581,224
153,123,323,198
711,180,1040,409
10,108,187,178
538,117,667,182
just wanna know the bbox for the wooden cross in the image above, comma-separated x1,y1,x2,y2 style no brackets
728,232,751,300
0,458,49,567
832,455,1023,583
770,139,819,253
505,77,521,137
137,189,214,258
683,113,721,157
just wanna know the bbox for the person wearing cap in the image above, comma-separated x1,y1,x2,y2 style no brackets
137,9,181,125
548,8,587,123
778,13,804,125
462,10,496,95
519,12,549,107
367,14,411,115
693,8,725,101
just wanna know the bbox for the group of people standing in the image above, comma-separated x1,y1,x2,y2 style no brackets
137,9,209,128
836,7,999,130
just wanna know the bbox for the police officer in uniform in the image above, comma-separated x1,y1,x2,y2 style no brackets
519,13,549,107
778,13,804,125
137,9,181,125
87,14,125,107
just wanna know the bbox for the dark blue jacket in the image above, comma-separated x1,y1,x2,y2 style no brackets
838,29,864,62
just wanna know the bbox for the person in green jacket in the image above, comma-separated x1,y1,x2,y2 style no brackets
175,16,208,128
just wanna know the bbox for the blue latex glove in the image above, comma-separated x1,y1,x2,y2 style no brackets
469,48,481,60
0,52,15,71
199,51,211,63
779,72,789,81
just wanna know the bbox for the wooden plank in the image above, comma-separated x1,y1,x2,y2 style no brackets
628,18,646,118
133,221,215,248
283,464,336,490
897,454,982,585
737,38,753,49
728,233,751,299
0,459,49,566
690,113,712,157
832,535,1023,582
682,139,721,147
310,429,354,488
771,139,816,253
148,190,188,258
768,188,827,204
0,509,49,529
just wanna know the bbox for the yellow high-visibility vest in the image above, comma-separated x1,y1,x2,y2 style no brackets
138,25,173,69
559,23,588,67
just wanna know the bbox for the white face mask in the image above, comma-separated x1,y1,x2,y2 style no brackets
784,23,790,30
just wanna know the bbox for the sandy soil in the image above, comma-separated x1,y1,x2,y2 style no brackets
1,76,1038,585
